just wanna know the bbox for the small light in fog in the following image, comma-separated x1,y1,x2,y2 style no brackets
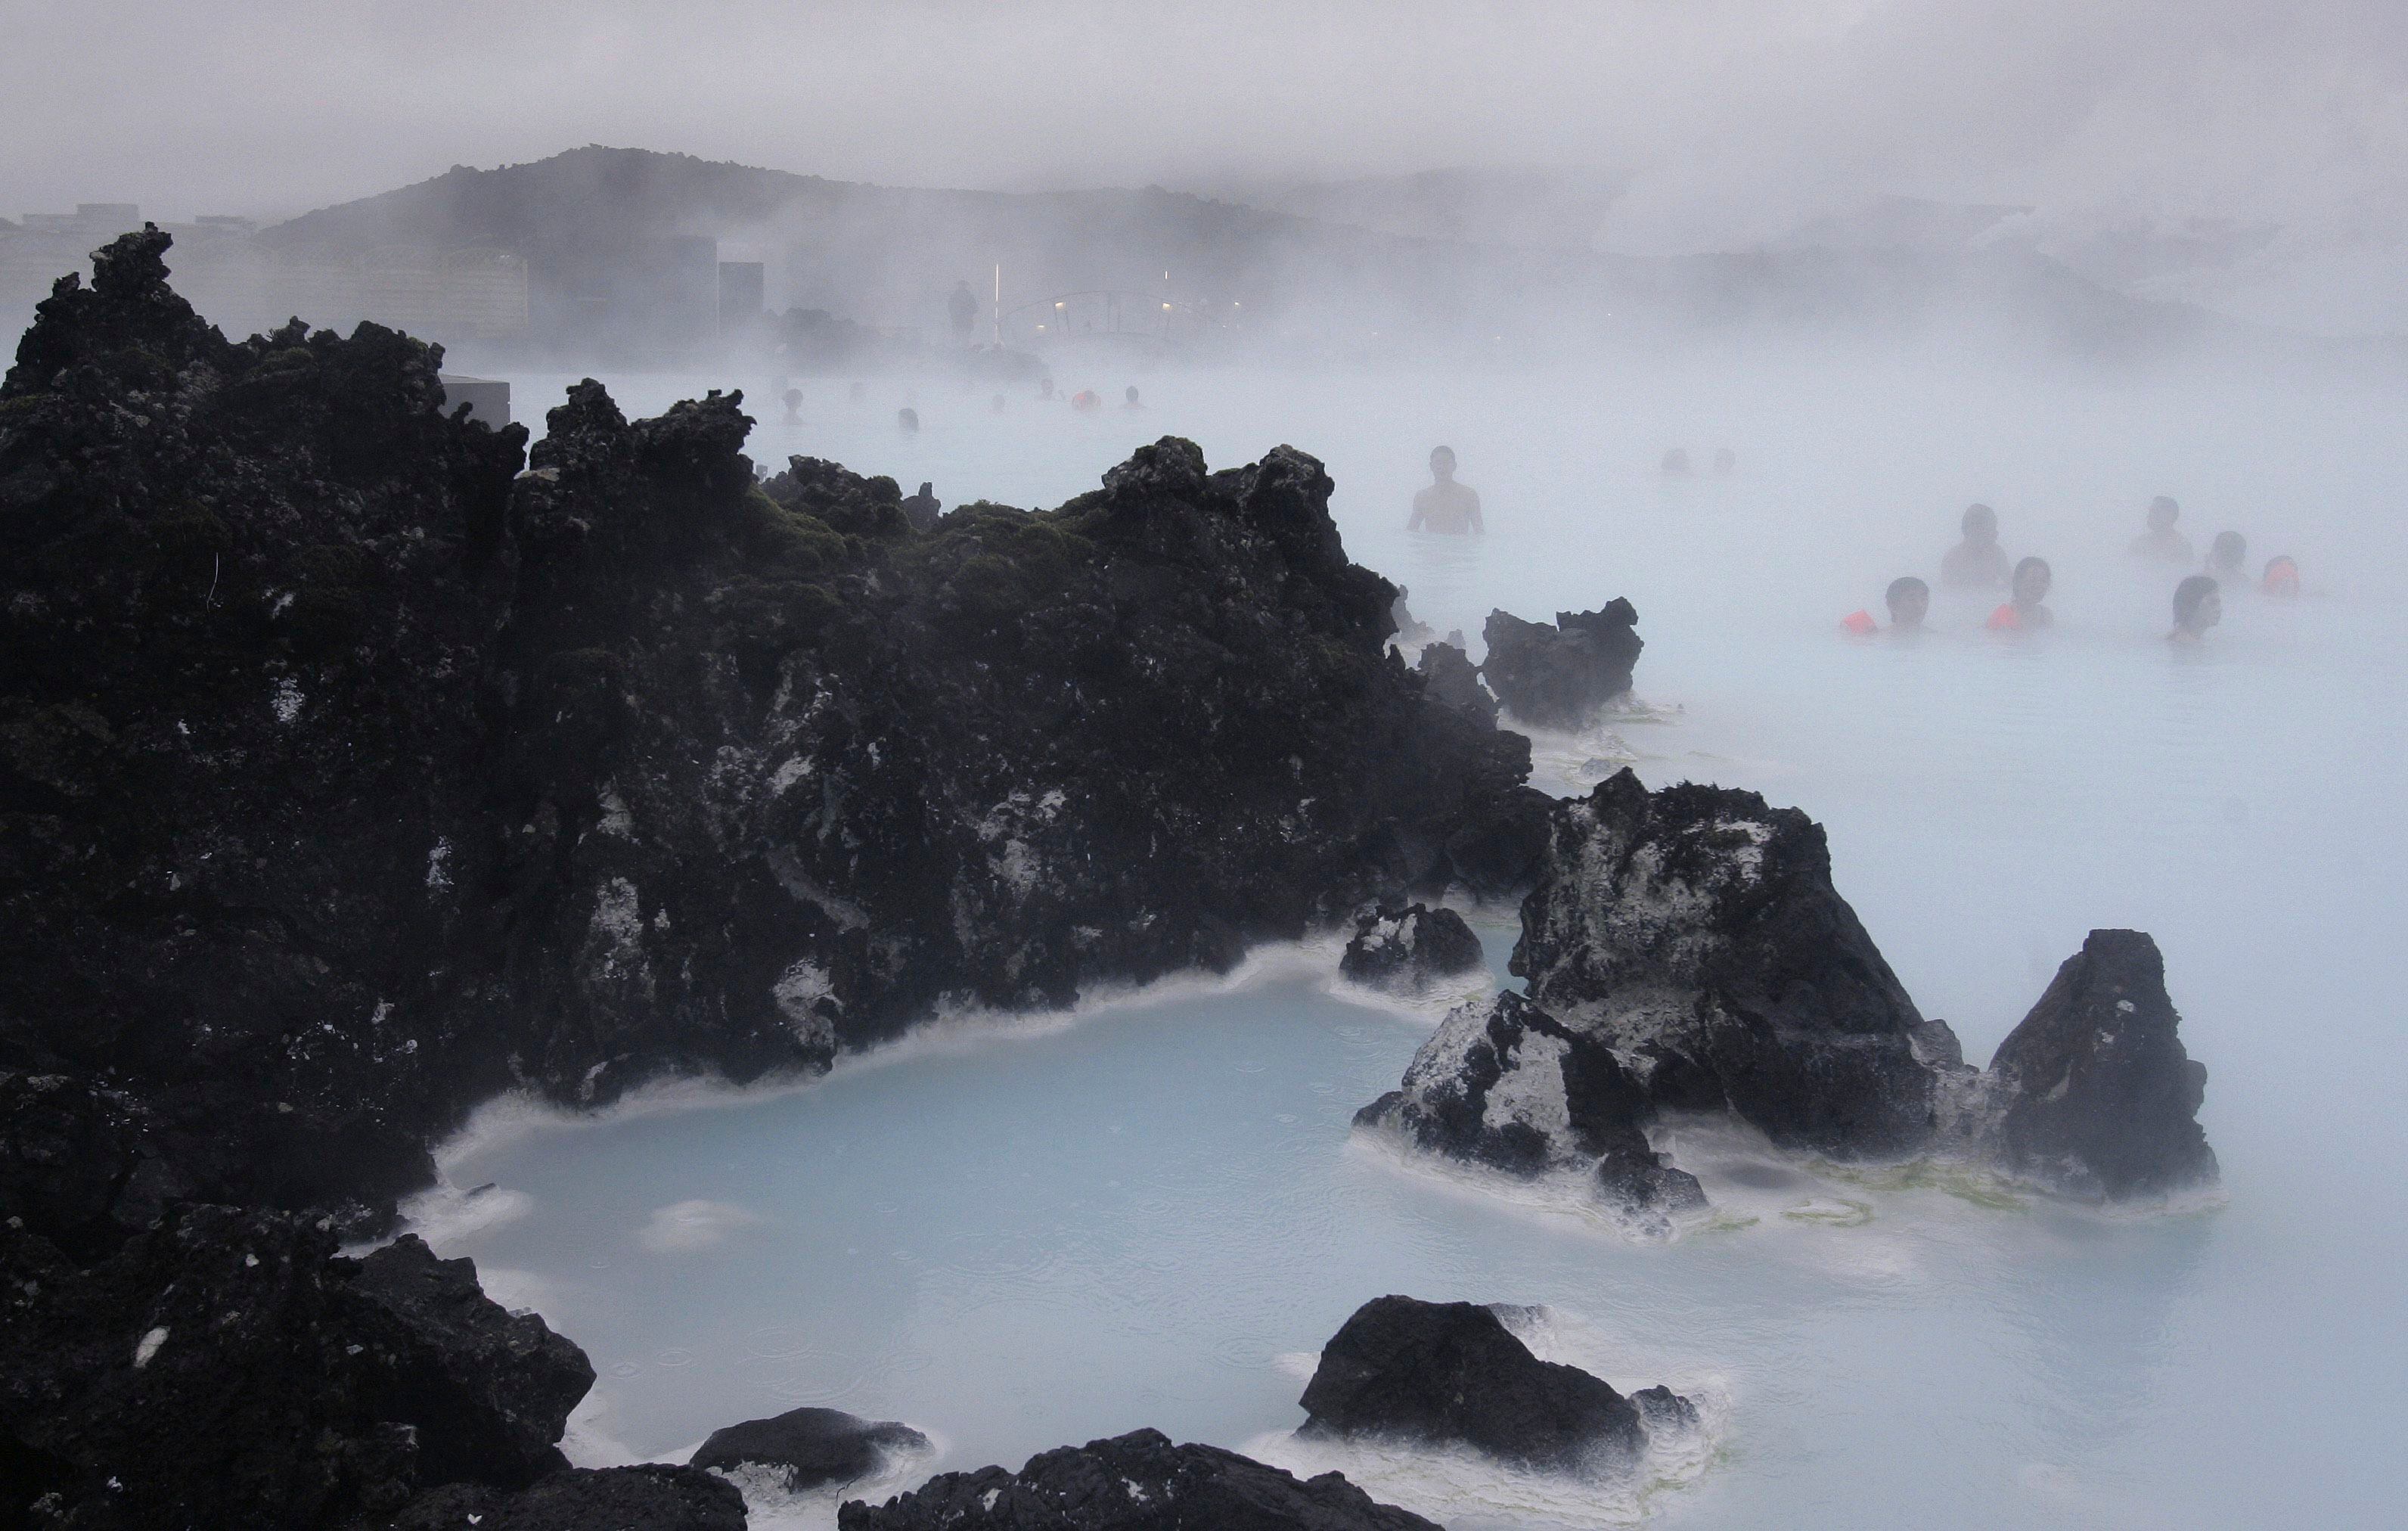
1162,303,1171,310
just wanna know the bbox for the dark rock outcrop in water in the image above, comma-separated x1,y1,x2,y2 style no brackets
1988,929,2217,1198
836,1428,1439,1531
1479,602,1643,730
1339,902,1484,992
0,1205,604,1527
1360,769,2219,1222
690,1405,929,1493
1298,1296,1687,1472
0,229,1556,1526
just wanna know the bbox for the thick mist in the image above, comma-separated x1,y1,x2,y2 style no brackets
5,1,2407,331
414,349,2408,1527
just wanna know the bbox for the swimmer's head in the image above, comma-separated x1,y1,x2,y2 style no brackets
2148,495,2180,531
2012,556,2053,607
2173,574,2222,634
1885,576,1930,629
1430,446,1457,481
1125,385,1140,405
2263,554,2301,596
1962,502,1998,545
2209,530,2245,571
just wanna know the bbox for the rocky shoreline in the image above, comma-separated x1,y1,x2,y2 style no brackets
0,231,2219,1529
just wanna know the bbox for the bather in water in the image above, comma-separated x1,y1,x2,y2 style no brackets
2130,495,2195,564
1988,557,2055,631
1941,503,2011,590
1407,446,1484,535
1842,576,1929,635
2170,575,2223,644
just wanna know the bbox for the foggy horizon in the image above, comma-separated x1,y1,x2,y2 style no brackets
7,0,2407,333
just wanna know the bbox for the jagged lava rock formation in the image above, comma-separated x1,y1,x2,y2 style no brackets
1298,1296,1693,1472
1338,903,1485,993
0,1206,728,1527
1413,640,1498,726
0,228,1569,1528
0,228,1547,1237
1987,929,2218,1197
690,1405,929,1495
835,1429,1439,1531
1478,602,1643,730
1360,769,2217,1222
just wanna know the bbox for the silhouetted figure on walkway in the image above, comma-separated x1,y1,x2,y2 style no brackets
949,280,979,341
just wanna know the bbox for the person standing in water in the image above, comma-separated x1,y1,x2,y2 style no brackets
1942,503,2011,589
1988,557,2055,630
948,280,979,342
1407,446,1484,534
2170,575,2222,643
1842,576,1930,635
2130,495,2195,563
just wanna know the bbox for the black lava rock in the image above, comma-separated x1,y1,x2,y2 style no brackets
1513,769,1940,1157
1479,603,1643,730
358,1464,747,1530
1414,641,1497,725
0,229,1541,1244
1362,770,2219,1217
0,1204,597,1529
1298,1297,1680,1472
835,1427,1438,1530
0,228,1558,1526
348,1235,596,1488
1339,903,1484,992
690,1405,929,1493
1988,930,2218,1198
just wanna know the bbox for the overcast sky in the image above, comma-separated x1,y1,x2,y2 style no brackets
5,0,2403,321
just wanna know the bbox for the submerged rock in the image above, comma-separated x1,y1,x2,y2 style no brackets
1479,602,1643,730
1987,929,2217,1199
690,1405,929,1493
1339,903,1484,992
835,1427,1438,1530
1361,770,2218,1219
1297,1296,1684,1472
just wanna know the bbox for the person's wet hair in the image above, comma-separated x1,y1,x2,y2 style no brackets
2210,530,2245,569
2013,555,2051,595
1962,502,1997,539
1430,445,1455,465
2174,574,2219,628
2264,554,2301,595
1886,576,1929,608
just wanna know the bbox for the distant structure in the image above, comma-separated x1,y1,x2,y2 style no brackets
718,261,765,332
0,203,534,343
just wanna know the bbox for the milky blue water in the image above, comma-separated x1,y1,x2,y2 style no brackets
416,354,2408,1528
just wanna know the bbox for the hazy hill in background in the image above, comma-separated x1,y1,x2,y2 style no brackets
5,146,2285,368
